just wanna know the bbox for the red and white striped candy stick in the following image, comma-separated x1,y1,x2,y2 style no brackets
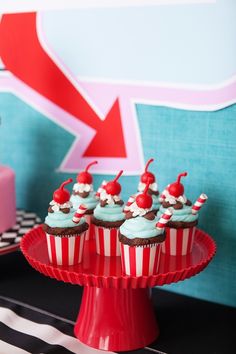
192,193,208,215
156,208,173,230
73,204,87,223
95,180,107,199
124,195,136,212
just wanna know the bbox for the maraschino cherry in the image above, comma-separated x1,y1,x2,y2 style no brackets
141,158,155,184
136,180,153,209
105,170,123,196
168,172,187,197
77,161,98,184
53,178,73,204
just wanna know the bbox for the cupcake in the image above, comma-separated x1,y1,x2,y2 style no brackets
158,172,208,256
70,161,98,241
120,181,172,276
92,170,125,257
42,178,89,266
136,158,160,214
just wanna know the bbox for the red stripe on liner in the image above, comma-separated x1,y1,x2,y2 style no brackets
49,235,57,265
142,246,151,276
153,245,160,274
99,228,105,256
110,228,117,256
120,244,126,274
73,236,80,264
129,246,136,276
176,229,183,255
165,228,171,255
61,237,69,265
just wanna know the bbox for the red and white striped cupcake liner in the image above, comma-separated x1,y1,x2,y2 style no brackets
162,227,196,256
46,232,85,266
84,214,95,241
94,226,121,257
120,243,161,276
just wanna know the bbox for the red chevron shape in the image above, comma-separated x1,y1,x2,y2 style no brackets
0,13,126,158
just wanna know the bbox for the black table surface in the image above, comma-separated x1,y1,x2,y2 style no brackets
0,251,235,354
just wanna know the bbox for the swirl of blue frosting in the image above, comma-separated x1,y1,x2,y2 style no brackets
94,203,125,222
45,209,85,228
70,192,98,211
120,216,164,239
157,205,198,223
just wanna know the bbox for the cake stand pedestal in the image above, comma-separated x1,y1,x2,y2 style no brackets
21,227,216,352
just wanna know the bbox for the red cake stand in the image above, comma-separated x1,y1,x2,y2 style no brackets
21,226,216,352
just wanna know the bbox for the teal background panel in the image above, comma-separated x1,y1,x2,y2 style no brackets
0,92,235,307
136,103,236,307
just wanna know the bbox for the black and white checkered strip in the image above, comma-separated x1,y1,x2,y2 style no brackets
0,210,41,255
0,296,167,354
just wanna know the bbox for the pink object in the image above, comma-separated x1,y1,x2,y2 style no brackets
0,165,16,233
72,204,87,223
46,233,85,266
156,208,173,229
192,193,208,214
21,227,216,351
120,243,161,276
95,226,121,256
162,227,196,256
84,214,94,241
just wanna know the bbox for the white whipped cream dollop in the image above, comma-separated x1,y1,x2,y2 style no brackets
49,200,73,212
73,183,93,193
100,189,121,205
138,181,158,192
159,188,187,205
129,201,151,217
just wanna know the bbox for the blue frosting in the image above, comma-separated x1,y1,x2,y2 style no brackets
157,204,198,223
120,216,164,239
93,203,125,222
70,192,98,211
45,209,85,228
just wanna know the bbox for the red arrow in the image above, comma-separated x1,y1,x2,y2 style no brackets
0,12,126,158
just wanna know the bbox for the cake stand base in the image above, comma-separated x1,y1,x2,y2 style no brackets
74,286,159,352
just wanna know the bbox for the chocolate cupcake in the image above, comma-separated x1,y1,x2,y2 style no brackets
92,170,125,257
43,178,88,266
158,172,208,256
120,181,172,276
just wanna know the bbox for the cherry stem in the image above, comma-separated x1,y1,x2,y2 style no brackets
59,178,73,190
113,170,123,182
85,160,98,172
176,172,187,184
145,158,154,173
143,178,151,194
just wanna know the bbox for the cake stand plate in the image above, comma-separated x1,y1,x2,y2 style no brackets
21,227,216,352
